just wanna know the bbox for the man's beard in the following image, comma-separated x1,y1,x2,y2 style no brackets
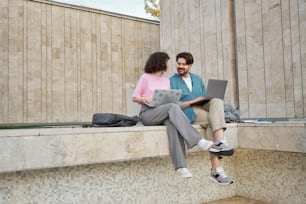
177,68,189,77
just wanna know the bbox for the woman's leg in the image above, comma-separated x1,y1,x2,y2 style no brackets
141,103,202,148
140,103,204,169
164,119,186,169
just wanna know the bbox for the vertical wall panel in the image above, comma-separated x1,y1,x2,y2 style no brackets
91,13,98,115
0,0,9,123
41,2,47,122
235,0,249,118
8,0,24,123
122,19,134,114
45,4,53,122
51,5,65,122
177,0,189,54
100,14,113,113
216,0,224,79
262,0,286,117
95,13,102,112
299,0,306,116
123,19,136,87
290,0,304,117
23,0,29,122
64,8,79,122
221,1,236,105
138,22,152,75
79,11,93,121
188,0,202,76
171,0,180,61
281,0,295,117
199,0,206,85
111,17,123,113
244,0,266,118
204,0,219,79
27,1,42,122
150,23,160,56
160,0,174,70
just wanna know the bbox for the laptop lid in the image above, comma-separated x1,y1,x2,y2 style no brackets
205,79,228,99
145,89,182,107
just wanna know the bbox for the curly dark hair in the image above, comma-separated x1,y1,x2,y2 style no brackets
144,52,170,73
176,52,194,65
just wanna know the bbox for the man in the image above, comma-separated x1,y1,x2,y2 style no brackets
170,52,234,185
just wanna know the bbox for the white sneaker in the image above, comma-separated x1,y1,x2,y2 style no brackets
176,168,193,178
197,138,213,151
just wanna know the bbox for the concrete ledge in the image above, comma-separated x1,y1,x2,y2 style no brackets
238,121,306,153
0,122,305,173
0,124,237,173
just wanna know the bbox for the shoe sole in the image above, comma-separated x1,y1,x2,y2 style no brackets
176,170,193,178
209,148,235,156
177,173,193,178
209,176,234,185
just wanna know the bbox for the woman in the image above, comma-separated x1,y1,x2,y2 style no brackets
133,52,213,178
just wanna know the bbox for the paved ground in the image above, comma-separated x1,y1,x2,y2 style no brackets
203,196,270,204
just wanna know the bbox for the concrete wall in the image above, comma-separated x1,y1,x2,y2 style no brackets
0,153,236,204
1,0,305,123
0,150,304,204
0,0,159,124
160,0,306,119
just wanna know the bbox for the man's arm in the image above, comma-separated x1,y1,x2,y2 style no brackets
180,96,207,109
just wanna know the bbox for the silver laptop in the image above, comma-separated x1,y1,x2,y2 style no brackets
195,79,227,105
205,79,228,100
145,89,182,107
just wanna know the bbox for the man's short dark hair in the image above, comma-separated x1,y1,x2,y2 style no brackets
144,52,170,73
176,52,194,65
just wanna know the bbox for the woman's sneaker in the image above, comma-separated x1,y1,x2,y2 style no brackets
197,138,213,151
210,166,234,185
209,140,234,156
176,168,193,178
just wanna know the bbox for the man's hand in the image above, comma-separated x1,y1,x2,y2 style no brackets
180,96,206,109
181,101,192,109
193,96,206,103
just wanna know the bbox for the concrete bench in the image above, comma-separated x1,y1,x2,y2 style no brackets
0,122,304,173
0,124,236,173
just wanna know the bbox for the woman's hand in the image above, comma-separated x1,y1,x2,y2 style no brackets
133,96,150,105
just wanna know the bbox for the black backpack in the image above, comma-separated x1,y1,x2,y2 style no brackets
91,113,140,127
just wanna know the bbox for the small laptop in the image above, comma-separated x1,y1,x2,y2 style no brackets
195,79,228,105
205,79,228,100
145,89,182,107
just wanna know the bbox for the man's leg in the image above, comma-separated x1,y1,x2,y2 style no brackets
201,99,234,156
201,98,226,134
193,103,234,185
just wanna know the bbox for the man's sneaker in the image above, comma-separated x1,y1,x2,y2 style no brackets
210,167,234,185
176,168,192,178
209,140,234,156
197,138,213,151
